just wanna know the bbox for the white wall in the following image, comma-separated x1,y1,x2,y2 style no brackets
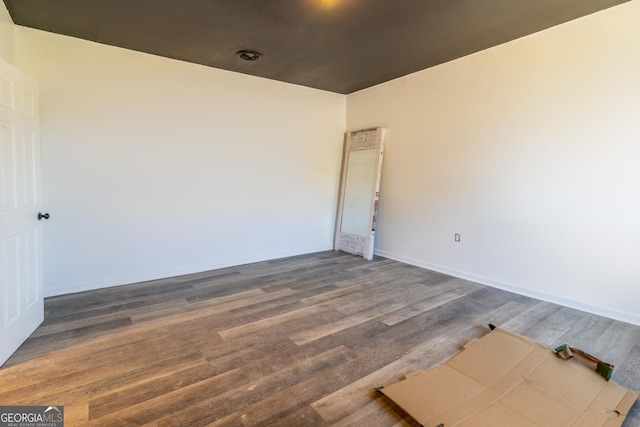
15,28,346,296
347,1,640,325
0,2,14,64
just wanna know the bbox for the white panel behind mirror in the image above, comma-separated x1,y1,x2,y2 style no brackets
340,149,377,237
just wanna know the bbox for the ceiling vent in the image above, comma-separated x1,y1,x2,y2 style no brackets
236,50,263,61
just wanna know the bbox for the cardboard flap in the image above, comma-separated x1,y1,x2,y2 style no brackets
379,327,639,427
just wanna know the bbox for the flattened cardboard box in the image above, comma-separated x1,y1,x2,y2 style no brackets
380,328,639,427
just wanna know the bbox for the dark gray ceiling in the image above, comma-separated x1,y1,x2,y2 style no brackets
2,0,630,94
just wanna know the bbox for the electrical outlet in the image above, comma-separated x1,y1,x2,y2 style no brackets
454,233,460,242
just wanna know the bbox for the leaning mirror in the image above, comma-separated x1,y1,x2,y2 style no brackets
334,127,386,260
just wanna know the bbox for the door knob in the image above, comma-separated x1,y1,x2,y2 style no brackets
38,212,50,220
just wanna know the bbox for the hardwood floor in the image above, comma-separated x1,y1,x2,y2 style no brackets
1,251,639,426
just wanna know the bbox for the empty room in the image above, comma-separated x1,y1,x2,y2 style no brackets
1,0,639,425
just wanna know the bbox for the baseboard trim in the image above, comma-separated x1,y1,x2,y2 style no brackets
45,245,333,297
375,249,640,327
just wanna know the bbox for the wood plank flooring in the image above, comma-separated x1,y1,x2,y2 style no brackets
1,251,639,426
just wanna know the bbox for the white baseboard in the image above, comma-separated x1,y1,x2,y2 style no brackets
45,245,640,327
44,245,333,297
375,249,640,327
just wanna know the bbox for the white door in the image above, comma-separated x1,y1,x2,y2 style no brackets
0,57,43,367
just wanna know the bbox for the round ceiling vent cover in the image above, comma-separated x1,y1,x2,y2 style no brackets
236,50,263,61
